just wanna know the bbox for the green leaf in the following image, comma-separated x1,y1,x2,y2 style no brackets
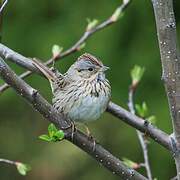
16,163,31,176
147,115,156,124
135,102,148,118
86,18,98,31
48,123,58,137
55,130,64,139
135,102,157,124
122,158,139,169
52,44,63,57
39,134,51,142
131,65,145,86
50,130,64,142
142,102,148,117
39,124,64,142
135,104,143,117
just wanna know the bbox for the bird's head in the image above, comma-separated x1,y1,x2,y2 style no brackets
67,53,109,81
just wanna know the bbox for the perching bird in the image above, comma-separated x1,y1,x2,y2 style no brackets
32,53,111,125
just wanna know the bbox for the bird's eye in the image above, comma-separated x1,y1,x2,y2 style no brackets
77,69,81,72
88,68,93,71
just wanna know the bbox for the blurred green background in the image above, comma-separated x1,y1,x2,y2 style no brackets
0,0,180,179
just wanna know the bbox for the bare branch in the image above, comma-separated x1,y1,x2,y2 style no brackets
0,158,16,165
151,0,180,178
128,85,152,180
0,57,147,180
107,102,172,151
0,0,8,42
0,0,131,93
0,0,8,14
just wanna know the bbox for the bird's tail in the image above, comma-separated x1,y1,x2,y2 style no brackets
32,58,56,82
32,59,64,94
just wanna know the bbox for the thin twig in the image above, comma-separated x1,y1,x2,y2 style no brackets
0,57,147,180
107,102,172,151
0,0,131,93
0,0,8,13
151,0,180,178
128,85,152,180
0,158,16,165
0,0,7,42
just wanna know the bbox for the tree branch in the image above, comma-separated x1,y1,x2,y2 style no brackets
151,0,180,178
0,158,16,165
107,102,172,151
0,57,147,180
0,43,172,151
0,0,8,13
128,85,152,180
0,0,131,93
0,0,8,42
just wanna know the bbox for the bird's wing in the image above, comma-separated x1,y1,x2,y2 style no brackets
32,58,66,94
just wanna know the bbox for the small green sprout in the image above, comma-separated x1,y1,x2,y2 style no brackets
39,123,64,142
131,65,145,87
146,115,156,124
135,102,148,118
52,44,63,58
110,8,124,22
122,158,140,169
86,18,98,31
135,102,156,124
123,0,130,4
16,162,31,176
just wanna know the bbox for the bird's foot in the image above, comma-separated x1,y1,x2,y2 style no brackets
84,125,96,152
70,121,76,142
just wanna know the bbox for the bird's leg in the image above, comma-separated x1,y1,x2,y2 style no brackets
75,123,91,136
70,120,76,142
52,58,56,70
51,58,60,75
83,123,96,152
84,124,91,137
71,123,96,151
51,65,56,73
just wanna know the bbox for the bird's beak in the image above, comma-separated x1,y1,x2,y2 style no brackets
102,66,110,71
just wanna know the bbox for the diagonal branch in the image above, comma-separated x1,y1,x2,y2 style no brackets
0,57,147,180
0,0,8,13
107,102,171,151
0,0,131,93
151,0,180,178
0,43,172,151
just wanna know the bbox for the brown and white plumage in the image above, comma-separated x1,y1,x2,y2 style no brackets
32,53,111,122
